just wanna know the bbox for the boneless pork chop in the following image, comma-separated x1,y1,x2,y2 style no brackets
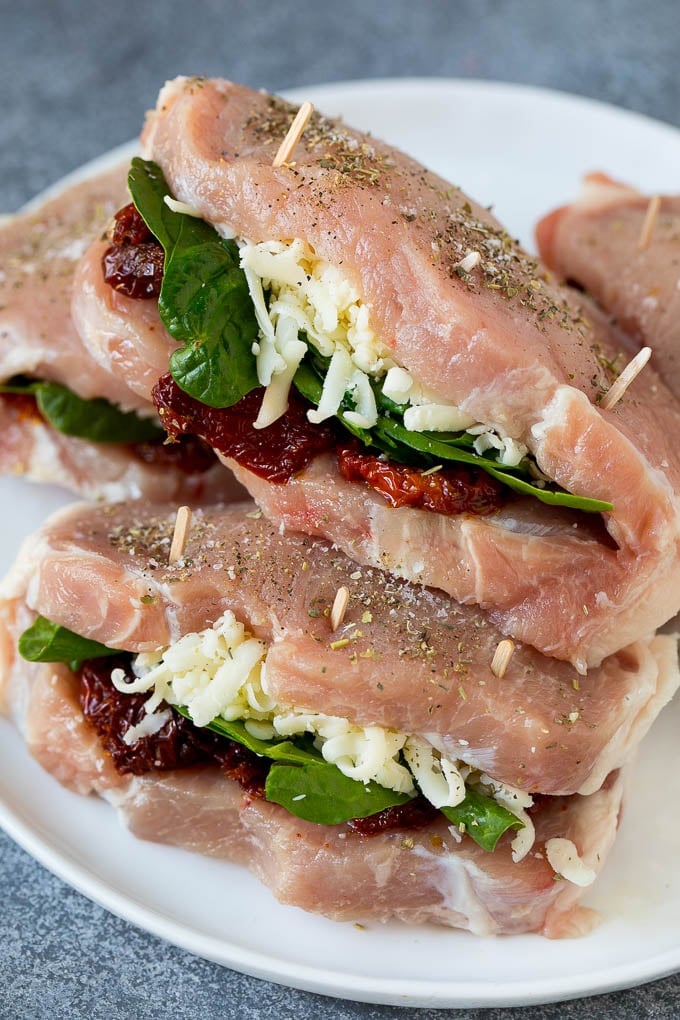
0,503,629,937
0,392,239,503
1,500,676,798
0,649,624,937
109,77,680,669
536,173,680,396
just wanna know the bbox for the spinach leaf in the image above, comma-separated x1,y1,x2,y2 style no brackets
265,762,413,825
18,616,115,664
178,707,518,838
176,706,412,823
378,420,613,512
293,352,613,513
0,378,163,443
177,709,324,766
440,788,523,853
128,158,259,408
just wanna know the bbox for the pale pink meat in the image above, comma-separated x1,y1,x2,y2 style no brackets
71,237,176,407
135,78,680,667
0,595,624,935
0,599,124,795
0,163,142,409
107,767,623,935
2,500,677,797
0,393,241,503
536,173,680,396
0,166,244,502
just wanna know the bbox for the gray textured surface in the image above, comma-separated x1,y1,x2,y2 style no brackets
2,1,680,1017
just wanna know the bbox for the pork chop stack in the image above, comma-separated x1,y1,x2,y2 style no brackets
1,77,679,937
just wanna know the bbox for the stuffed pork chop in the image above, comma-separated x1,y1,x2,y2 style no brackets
536,174,680,395
0,160,238,502
65,76,680,669
1,500,677,802
0,500,646,936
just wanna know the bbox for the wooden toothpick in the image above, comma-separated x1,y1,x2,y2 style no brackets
273,101,314,167
490,639,515,679
638,194,661,251
168,505,193,564
330,585,350,632
600,346,652,411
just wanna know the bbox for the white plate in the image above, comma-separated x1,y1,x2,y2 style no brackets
1,78,679,1009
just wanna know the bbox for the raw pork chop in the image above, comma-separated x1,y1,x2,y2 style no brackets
0,647,624,936
0,392,239,503
2,500,676,797
536,173,680,395
0,162,239,502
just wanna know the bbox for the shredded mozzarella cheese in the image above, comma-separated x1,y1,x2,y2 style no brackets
238,236,529,461
545,838,597,887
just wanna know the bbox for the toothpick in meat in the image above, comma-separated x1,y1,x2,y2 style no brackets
168,505,193,564
600,347,652,411
273,101,314,167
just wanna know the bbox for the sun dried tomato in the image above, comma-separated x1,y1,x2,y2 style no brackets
79,658,452,834
131,432,217,475
152,374,337,482
102,202,165,299
102,242,165,299
80,657,217,775
0,391,42,424
110,202,153,246
337,444,505,516
347,796,439,836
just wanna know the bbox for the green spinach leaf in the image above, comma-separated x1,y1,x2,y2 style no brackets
0,378,163,443
177,709,323,765
293,352,612,513
18,616,115,664
440,787,523,853
128,158,259,408
265,761,412,825
176,706,413,823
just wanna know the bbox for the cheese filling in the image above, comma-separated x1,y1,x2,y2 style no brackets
110,610,533,858
238,238,528,466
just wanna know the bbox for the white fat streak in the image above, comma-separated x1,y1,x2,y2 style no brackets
545,838,597,887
